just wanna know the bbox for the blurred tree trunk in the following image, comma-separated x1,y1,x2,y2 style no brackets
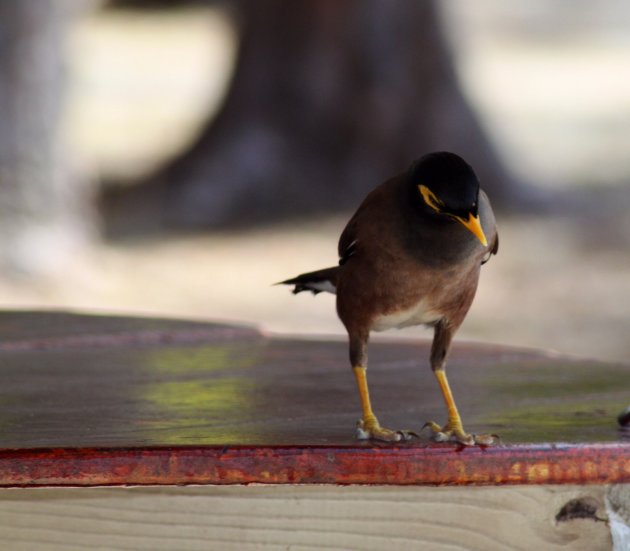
0,0,94,275
109,0,526,231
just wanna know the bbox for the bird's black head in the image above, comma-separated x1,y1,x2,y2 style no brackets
408,152,487,246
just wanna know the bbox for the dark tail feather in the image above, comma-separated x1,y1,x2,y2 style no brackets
277,266,339,295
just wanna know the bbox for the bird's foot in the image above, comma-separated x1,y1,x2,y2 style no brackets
422,420,497,446
356,416,419,442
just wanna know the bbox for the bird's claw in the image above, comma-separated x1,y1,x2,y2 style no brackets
397,429,420,441
356,419,419,442
421,421,497,446
474,433,500,446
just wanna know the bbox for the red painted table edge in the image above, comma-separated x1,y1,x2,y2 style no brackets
0,442,628,488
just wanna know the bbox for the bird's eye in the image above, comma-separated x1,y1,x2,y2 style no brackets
418,185,444,213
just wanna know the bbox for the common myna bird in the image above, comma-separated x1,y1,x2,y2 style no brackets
280,152,499,445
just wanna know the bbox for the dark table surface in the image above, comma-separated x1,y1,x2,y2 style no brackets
0,310,628,487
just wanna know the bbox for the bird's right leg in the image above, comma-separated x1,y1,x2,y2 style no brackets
350,333,417,442
423,321,495,446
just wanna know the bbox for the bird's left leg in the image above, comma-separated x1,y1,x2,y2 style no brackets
423,321,495,446
350,333,417,442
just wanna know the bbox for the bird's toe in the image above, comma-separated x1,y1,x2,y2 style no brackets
453,431,476,446
432,431,450,443
422,420,491,446
472,433,499,446
356,419,418,443
398,429,420,441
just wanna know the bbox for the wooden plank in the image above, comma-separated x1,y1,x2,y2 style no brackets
0,485,612,550
0,310,260,349
0,311,628,487
0,443,629,487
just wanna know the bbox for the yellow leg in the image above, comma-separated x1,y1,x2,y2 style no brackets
435,369,465,431
353,366,377,425
424,369,495,446
352,366,417,442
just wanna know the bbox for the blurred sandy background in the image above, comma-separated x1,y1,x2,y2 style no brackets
1,2,629,363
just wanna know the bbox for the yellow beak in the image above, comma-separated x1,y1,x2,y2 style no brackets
453,212,488,247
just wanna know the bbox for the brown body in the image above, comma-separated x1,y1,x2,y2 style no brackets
281,153,498,444
335,174,496,368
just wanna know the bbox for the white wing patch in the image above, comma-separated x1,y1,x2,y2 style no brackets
339,239,358,265
306,280,337,294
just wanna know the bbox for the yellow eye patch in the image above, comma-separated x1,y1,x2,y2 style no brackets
418,185,444,213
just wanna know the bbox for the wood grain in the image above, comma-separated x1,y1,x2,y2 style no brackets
0,485,612,551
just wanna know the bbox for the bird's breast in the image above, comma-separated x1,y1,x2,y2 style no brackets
371,297,442,332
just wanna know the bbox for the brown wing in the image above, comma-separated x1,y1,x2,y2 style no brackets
482,231,499,265
478,189,498,265
337,175,402,265
338,218,359,265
